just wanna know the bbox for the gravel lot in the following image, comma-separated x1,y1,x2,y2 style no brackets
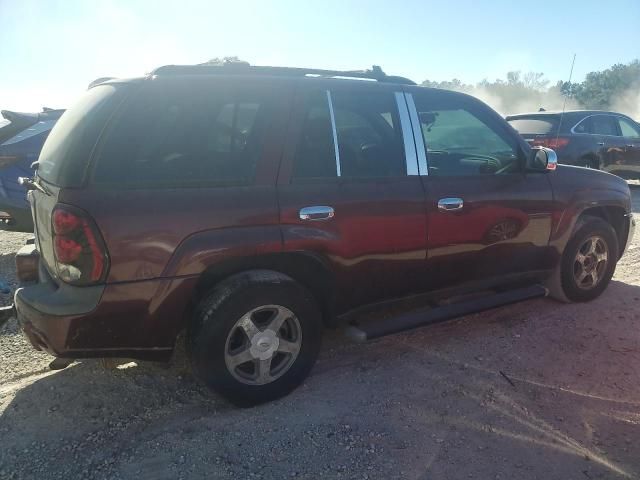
1,186,640,480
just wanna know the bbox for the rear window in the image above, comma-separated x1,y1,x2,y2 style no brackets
92,80,275,187
507,116,559,135
37,85,126,187
1,120,56,146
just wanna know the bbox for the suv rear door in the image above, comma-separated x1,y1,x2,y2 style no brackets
277,80,428,312
406,87,555,288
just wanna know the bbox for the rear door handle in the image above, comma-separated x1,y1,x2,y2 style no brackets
299,206,335,221
438,197,464,212
597,142,605,146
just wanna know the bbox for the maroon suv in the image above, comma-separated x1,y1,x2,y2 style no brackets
10,64,635,405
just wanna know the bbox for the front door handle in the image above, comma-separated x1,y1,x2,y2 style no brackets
299,206,335,221
597,142,605,146
438,197,464,212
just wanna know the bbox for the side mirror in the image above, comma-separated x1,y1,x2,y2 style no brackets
527,146,557,172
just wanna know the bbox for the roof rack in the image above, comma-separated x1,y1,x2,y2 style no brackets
150,63,416,86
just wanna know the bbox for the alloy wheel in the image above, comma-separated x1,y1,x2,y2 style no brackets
224,305,302,385
573,235,609,290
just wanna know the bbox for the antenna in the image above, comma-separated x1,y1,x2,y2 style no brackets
555,53,576,145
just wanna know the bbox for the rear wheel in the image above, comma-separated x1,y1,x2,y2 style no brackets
188,271,323,406
557,217,618,302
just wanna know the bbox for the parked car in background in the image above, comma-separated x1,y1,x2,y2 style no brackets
506,110,640,178
9,64,635,406
0,108,64,232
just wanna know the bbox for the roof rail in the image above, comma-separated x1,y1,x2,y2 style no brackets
150,63,416,85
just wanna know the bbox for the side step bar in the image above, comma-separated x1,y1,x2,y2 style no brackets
346,284,547,343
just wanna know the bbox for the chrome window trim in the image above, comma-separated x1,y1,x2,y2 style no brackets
404,93,428,176
570,113,634,137
326,90,341,177
394,91,419,175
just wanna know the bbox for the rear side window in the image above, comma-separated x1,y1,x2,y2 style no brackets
507,116,559,135
38,85,125,187
93,81,273,187
573,117,592,133
292,89,406,179
590,115,618,136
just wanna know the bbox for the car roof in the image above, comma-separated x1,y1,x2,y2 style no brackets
506,110,630,119
148,63,417,86
98,64,490,106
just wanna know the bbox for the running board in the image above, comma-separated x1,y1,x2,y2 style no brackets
345,284,547,343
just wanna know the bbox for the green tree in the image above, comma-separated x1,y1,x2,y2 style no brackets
572,60,640,109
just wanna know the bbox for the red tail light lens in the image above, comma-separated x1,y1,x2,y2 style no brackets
51,205,109,285
531,137,570,150
54,236,82,263
53,209,81,235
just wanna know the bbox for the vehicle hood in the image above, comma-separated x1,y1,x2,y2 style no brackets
551,164,632,212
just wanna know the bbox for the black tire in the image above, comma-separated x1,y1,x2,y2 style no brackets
188,270,322,407
559,217,618,302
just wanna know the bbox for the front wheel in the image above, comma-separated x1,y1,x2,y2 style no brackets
188,271,323,407
558,217,618,302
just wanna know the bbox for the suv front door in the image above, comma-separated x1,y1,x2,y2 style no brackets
616,116,640,176
406,87,555,289
589,114,626,174
277,82,428,313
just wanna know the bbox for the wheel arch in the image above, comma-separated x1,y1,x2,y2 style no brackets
577,206,628,259
190,252,338,327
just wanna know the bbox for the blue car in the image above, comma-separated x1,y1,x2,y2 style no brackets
0,108,64,232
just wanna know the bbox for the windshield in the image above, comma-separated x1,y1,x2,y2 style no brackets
37,84,126,186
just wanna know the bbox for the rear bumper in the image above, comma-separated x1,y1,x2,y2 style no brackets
14,247,193,361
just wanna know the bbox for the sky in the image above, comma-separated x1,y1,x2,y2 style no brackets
0,0,638,112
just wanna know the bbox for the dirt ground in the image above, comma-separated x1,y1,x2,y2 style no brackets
1,186,640,480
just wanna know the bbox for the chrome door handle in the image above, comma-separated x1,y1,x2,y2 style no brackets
299,206,335,221
438,197,464,212
597,142,605,146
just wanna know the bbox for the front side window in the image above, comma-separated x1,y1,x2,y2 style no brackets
590,115,618,136
292,89,406,179
618,117,640,138
94,82,271,186
413,95,520,176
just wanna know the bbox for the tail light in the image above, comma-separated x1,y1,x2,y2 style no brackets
530,137,570,150
51,204,109,285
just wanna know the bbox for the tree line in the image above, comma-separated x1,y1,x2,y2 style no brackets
422,60,639,116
